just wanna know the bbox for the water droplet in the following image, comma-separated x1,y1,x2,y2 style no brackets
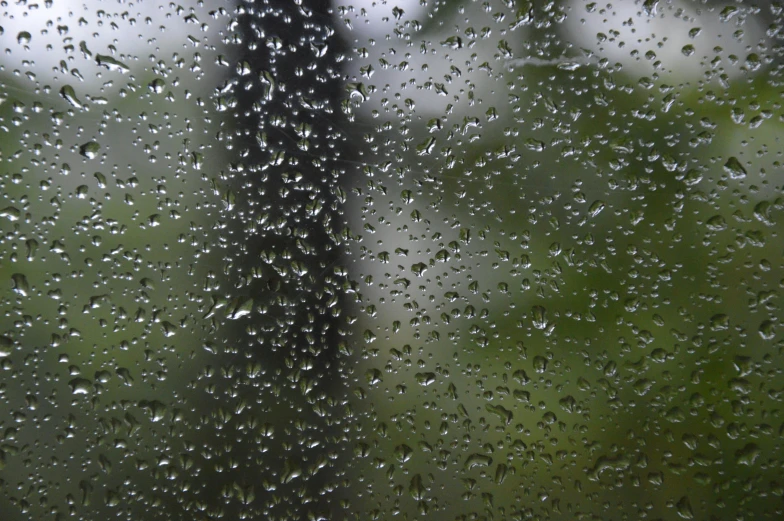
723,157,747,179
464,453,492,469
533,355,548,373
494,463,508,484
0,336,13,357
485,404,513,425
139,400,167,422
59,85,83,109
161,321,177,337
117,368,134,386
409,474,425,500
79,142,101,160
148,78,166,94
346,82,369,101
96,54,130,73
0,206,21,221
11,273,30,297
94,172,107,188
709,314,729,331
513,369,530,385
415,372,436,386
758,320,775,340
531,305,548,330
735,443,760,466
587,200,606,218
365,368,382,385
411,262,428,277
394,444,413,463
705,215,727,231
719,5,739,22
642,0,659,16
69,377,93,395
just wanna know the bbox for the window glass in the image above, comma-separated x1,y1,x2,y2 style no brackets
1,1,782,520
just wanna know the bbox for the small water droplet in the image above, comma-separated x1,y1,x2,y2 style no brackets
723,157,747,179
0,335,13,357
533,355,548,373
531,305,548,330
705,215,727,231
11,273,30,297
464,453,492,469
415,372,436,386
59,85,83,109
394,444,413,463
408,474,426,501
0,206,21,221
96,54,130,73
719,5,738,22
494,463,508,484
588,200,606,218
148,78,166,94
79,142,101,159
642,0,659,16
161,321,177,337
69,377,93,395
758,320,775,340
709,314,729,331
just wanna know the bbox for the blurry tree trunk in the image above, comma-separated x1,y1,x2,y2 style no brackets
188,0,353,519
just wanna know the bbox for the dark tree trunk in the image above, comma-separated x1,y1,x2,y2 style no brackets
190,1,354,519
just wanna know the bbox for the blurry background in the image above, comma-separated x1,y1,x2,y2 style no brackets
1,0,783,520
